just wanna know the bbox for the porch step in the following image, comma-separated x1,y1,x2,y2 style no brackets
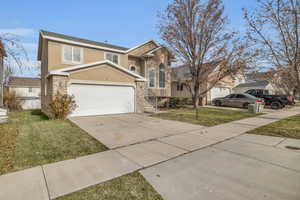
144,106,156,113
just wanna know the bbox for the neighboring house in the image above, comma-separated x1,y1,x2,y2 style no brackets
6,77,41,109
233,80,282,95
171,64,245,104
0,40,6,108
233,71,287,94
37,30,172,117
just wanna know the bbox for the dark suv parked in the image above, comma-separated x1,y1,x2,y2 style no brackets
245,89,295,109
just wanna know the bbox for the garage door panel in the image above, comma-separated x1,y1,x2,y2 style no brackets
69,84,135,117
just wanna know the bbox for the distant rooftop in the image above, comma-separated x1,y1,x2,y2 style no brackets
7,77,40,87
234,80,269,88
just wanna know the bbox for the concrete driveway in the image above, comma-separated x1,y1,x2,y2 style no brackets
70,114,203,149
141,134,300,200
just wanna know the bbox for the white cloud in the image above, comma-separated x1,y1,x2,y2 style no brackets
0,28,35,37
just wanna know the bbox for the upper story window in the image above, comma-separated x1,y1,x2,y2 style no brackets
28,87,33,93
159,63,166,88
130,66,136,72
62,45,83,64
105,52,119,64
148,68,156,88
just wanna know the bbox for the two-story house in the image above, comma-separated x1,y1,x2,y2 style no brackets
37,30,172,117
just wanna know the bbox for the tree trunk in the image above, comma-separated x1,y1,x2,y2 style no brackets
193,95,199,109
193,93,200,120
295,86,300,100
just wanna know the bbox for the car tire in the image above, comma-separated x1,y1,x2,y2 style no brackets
243,103,249,109
271,102,282,109
215,101,222,107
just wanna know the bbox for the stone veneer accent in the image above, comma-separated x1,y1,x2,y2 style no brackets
135,81,145,113
145,48,172,97
42,75,69,117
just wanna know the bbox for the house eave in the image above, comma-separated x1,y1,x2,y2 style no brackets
47,60,146,81
40,33,127,54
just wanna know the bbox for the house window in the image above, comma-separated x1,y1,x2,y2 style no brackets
62,45,83,64
159,63,166,88
105,52,119,64
177,83,184,91
130,66,136,72
28,87,33,93
148,68,156,88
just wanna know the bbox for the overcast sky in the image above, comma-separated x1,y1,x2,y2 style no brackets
0,0,257,77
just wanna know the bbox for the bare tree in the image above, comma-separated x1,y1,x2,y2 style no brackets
0,33,28,106
0,33,28,68
244,0,300,98
159,0,252,108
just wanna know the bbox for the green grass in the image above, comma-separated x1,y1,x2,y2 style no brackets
152,107,263,127
248,115,300,139
55,172,163,200
0,110,108,175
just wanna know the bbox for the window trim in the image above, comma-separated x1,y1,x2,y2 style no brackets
130,65,136,72
104,52,120,65
159,63,166,88
62,45,83,64
148,68,156,88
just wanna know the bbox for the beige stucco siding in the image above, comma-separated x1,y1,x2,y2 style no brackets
41,39,48,110
128,56,143,76
47,41,128,71
129,41,157,56
69,64,136,83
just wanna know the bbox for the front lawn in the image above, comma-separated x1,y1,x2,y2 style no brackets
0,110,108,175
248,115,300,139
152,107,263,127
55,172,163,200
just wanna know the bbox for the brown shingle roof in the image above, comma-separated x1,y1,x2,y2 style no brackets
41,30,129,51
8,77,41,87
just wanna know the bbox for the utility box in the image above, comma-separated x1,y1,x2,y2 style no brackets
248,102,264,113
255,102,264,113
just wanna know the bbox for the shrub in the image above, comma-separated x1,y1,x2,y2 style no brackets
3,90,23,111
164,97,192,108
48,93,77,120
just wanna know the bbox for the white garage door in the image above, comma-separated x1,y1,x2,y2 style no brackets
69,84,135,117
211,87,231,100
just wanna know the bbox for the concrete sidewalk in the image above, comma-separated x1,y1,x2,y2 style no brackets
0,107,299,200
141,144,300,200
